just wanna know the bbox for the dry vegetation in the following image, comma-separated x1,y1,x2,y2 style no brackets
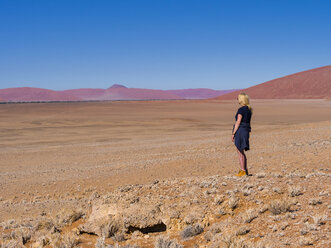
1,171,330,247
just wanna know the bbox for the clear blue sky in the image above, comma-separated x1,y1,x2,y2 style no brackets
0,0,330,90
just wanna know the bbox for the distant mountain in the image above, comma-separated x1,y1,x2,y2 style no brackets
96,87,182,100
0,84,238,102
62,84,182,100
108,84,127,89
61,88,105,100
62,85,237,101
167,88,238,99
216,66,331,100
0,87,82,102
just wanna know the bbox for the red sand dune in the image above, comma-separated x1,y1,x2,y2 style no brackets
62,84,183,100
61,88,105,100
167,88,238,99
6,64,330,102
0,83,236,102
216,66,331,100
61,84,129,100
97,87,183,100
0,87,82,102
62,85,235,100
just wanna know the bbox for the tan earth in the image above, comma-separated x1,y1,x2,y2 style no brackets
0,99,330,248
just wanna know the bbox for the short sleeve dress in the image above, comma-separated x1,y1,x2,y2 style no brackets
234,106,252,151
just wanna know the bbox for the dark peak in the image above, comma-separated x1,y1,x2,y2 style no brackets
109,84,127,89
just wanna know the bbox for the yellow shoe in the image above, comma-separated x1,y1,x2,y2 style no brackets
235,170,247,177
239,170,247,176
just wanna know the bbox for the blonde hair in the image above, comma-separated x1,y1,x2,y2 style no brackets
238,93,252,112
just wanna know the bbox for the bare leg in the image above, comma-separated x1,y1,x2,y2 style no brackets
243,152,248,173
236,148,248,171
236,148,245,171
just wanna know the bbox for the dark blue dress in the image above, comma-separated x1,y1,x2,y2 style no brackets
234,106,252,151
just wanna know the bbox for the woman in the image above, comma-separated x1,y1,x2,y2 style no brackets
232,93,252,176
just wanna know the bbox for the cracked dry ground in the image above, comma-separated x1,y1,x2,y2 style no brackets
0,99,330,247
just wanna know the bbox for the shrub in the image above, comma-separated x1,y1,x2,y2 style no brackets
95,237,140,248
56,209,84,227
259,205,268,214
235,226,250,236
209,223,223,234
95,237,108,248
100,221,119,238
243,209,259,223
0,240,25,248
214,195,225,205
308,198,322,205
181,224,204,239
36,219,57,232
112,232,125,242
245,241,272,248
257,186,264,191
298,236,313,246
312,214,327,226
304,223,318,231
241,188,252,196
219,232,244,248
288,186,303,197
35,234,50,247
154,236,183,248
51,232,79,248
272,187,283,194
268,198,291,215
256,173,266,178
228,196,239,210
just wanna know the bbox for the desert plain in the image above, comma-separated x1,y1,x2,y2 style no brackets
0,99,330,248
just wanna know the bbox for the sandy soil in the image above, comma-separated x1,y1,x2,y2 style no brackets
0,99,330,247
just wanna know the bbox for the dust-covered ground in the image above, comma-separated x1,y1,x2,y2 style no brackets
0,99,330,247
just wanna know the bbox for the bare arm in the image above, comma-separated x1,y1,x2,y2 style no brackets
233,114,242,135
232,114,242,141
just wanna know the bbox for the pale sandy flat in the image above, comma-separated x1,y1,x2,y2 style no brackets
0,99,330,223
